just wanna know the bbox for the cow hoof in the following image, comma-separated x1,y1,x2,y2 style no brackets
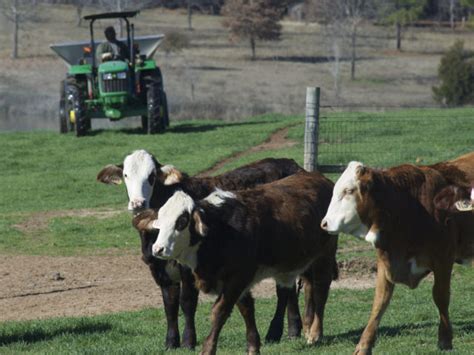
287,322,302,338
306,334,321,345
438,340,453,351
353,344,372,355
264,327,283,343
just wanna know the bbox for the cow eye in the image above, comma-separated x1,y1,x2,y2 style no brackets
345,188,355,195
175,212,189,231
148,172,156,186
124,173,128,179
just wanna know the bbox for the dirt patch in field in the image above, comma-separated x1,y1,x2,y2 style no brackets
198,125,298,177
12,209,123,234
0,254,375,322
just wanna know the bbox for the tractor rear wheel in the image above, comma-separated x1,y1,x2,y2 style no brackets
59,80,68,133
66,82,89,137
162,91,170,128
147,81,165,134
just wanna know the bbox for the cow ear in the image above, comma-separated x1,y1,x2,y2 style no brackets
356,165,373,192
159,165,184,186
132,209,158,231
97,164,124,185
192,209,208,237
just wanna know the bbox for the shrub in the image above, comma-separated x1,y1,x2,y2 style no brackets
161,31,190,54
432,40,474,106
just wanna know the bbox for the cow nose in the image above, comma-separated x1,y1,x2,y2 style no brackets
321,219,328,231
153,246,164,257
131,199,145,210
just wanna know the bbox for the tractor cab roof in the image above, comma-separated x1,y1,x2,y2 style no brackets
83,11,139,21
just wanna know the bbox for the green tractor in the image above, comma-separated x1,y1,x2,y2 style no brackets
51,11,169,136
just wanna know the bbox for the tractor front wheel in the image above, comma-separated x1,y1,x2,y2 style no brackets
66,83,89,137
146,82,165,134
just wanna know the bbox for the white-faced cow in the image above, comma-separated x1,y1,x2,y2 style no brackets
321,161,470,354
97,150,306,348
134,171,338,355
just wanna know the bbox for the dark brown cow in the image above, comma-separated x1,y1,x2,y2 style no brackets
134,171,338,355
321,161,470,354
97,151,305,348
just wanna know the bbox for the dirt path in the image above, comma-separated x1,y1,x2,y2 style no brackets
198,125,298,177
0,254,375,322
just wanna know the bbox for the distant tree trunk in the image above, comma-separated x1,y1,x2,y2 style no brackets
449,0,455,30
187,1,193,30
396,21,401,50
350,23,356,80
12,0,19,59
76,5,83,27
116,0,123,37
250,36,256,60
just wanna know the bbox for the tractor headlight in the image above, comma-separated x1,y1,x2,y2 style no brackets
103,73,113,80
117,72,127,80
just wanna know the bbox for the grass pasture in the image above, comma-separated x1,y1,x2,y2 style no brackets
0,110,473,353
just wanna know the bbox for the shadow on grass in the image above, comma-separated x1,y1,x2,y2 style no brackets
86,120,280,136
301,319,474,349
261,55,373,64
0,321,112,346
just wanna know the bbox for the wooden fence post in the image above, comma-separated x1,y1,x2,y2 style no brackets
304,87,320,172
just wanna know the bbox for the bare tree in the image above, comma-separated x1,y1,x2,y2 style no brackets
221,0,287,60
317,0,377,80
381,0,426,50
0,0,37,59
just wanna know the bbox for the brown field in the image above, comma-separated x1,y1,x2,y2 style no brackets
1,4,473,131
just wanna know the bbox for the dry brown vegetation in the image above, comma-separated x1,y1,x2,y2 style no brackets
1,4,474,130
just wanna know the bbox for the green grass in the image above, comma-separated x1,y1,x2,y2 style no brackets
0,115,298,214
1,109,473,353
1,265,472,354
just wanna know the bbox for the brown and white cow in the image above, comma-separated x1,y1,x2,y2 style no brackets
320,161,468,354
135,171,338,355
97,150,306,348
430,150,474,187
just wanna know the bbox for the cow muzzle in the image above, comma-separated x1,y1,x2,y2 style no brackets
320,218,339,235
152,245,171,259
129,198,147,212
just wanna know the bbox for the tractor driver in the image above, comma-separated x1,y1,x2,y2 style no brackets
96,26,129,63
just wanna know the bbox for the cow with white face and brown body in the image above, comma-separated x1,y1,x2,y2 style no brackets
320,161,472,354
97,150,306,348
134,171,338,355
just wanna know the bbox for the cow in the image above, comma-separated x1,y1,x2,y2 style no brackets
134,170,338,355
97,150,306,348
430,150,474,187
320,161,468,354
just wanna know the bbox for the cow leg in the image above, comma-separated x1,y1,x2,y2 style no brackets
302,279,314,338
264,285,289,343
354,260,394,355
286,283,303,338
237,292,261,355
432,264,453,350
201,284,247,355
179,266,198,349
307,280,331,344
161,283,181,349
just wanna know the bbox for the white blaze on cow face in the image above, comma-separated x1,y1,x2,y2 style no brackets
152,191,196,264
321,161,368,238
123,150,157,211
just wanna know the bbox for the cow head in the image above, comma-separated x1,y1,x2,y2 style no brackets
97,150,185,212
321,161,372,238
149,191,207,268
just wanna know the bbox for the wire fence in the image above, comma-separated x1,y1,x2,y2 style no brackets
315,107,474,173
